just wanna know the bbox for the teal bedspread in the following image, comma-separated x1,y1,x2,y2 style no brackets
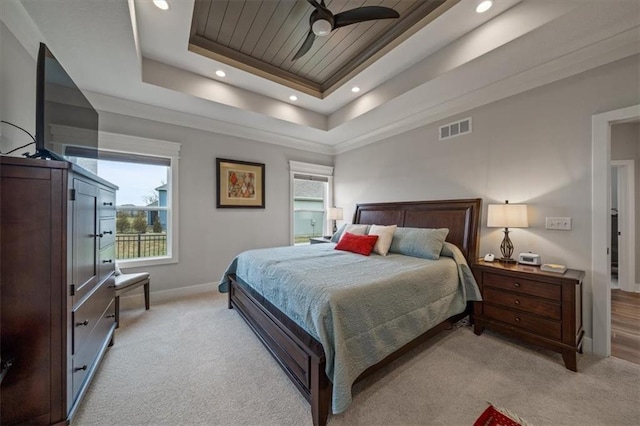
219,242,481,414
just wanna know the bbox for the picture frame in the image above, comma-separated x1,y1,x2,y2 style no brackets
216,158,265,208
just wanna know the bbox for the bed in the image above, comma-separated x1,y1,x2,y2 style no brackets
219,199,482,426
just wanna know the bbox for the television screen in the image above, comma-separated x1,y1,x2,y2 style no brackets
34,43,98,162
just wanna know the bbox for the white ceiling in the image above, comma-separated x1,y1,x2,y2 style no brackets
6,0,640,155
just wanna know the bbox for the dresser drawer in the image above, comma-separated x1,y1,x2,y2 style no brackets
72,299,115,400
484,287,561,320
484,272,560,300
484,305,561,340
99,245,116,283
99,188,116,217
99,218,115,249
73,277,115,354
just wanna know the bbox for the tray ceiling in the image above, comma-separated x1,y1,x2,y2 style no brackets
189,0,455,98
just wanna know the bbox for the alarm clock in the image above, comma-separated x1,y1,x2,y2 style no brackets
518,252,541,266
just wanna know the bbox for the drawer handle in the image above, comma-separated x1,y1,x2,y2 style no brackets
74,365,88,372
102,259,113,264
514,317,521,323
76,319,89,327
92,233,104,238
103,202,113,206
103,230,113,235
514,299,521,305
514,282,521,288
106,314,116,319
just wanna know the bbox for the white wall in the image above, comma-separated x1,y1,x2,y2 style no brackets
611,122,640,280
334,55,640,341
99,111,332,292
0,20,36,154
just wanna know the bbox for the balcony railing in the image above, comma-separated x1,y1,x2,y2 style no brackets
116,233,167,259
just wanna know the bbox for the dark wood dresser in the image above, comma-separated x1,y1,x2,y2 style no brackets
1,157,117,424
472,260,585,371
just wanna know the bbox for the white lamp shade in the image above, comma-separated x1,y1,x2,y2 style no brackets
328,207,343,221
487,204,528,228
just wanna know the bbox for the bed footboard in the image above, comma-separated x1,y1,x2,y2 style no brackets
228,274,331,426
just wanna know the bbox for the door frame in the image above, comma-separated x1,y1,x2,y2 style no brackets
611,160,636,293
591,104,640,357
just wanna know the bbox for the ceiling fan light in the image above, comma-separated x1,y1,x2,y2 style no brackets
476,0,493,13
351,86,361,93
289,95,298,101
215,70,226,78
312,19,332,36
153,0,170,11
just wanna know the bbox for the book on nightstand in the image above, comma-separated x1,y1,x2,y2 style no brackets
541,263,568,274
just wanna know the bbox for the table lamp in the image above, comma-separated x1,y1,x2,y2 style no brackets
487,200,528,263
328,207,343,233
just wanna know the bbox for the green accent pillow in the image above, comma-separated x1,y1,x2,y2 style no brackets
389,227,450,259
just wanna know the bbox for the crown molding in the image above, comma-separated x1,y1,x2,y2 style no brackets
87,91,335,156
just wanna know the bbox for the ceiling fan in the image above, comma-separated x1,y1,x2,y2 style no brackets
292,0,400,61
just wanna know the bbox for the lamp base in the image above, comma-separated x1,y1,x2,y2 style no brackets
498,257,517,264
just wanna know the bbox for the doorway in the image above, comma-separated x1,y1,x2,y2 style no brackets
591,104,640,358
610,159,635,293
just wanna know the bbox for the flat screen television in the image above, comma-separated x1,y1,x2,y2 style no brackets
31,42,98,160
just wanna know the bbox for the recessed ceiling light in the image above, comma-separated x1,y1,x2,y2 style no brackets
215,70,226,78
476,0,492,13
289,95,298,101
153,0,170,11
351,86,361,93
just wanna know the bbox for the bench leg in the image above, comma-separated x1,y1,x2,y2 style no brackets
144,283,150,310
115,295,120,329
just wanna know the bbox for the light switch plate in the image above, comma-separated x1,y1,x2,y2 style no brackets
546,217,571,230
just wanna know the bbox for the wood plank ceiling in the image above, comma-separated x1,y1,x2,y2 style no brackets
189,0,457,98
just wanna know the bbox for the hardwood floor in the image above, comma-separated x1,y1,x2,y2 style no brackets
611,289,640,365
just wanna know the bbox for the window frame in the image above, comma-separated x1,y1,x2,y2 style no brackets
289,161,334,245
97,131,181,268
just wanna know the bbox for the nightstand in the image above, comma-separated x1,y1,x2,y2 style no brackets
309,237,332,244
472,260,585,371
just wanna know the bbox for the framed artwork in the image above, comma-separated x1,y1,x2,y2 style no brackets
216,158,265,208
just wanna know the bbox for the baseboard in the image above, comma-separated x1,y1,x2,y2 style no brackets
582,336,593,354
119,281,218,310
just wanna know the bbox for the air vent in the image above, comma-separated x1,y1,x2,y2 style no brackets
439,117,472,140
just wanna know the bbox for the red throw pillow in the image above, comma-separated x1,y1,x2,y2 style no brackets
335,232,379,256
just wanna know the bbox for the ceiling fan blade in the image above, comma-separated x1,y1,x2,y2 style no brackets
306,0,321,9
334,6,399,29
292,30,316,61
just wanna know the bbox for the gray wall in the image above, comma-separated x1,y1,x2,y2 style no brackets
99,111,332,291
334,55,640,340
611,122,640,281
0,21,333,292
0,20,36,155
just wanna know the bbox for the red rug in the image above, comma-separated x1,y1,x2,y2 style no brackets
474,404,527,426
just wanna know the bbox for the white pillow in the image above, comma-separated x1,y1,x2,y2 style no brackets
338,224,369,241
368,224,397,256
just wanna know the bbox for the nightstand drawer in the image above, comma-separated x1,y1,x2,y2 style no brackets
484,272,560,300
485,305,561,340
484,287,561,320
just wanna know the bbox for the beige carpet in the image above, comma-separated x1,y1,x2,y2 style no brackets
75,291,640,425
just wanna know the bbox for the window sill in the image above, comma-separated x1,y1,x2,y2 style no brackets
117,255,178,269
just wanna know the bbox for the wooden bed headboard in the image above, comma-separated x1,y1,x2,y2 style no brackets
353,198,482,264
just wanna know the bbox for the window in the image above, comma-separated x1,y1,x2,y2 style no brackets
289,161,334,245
65,131,180,267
